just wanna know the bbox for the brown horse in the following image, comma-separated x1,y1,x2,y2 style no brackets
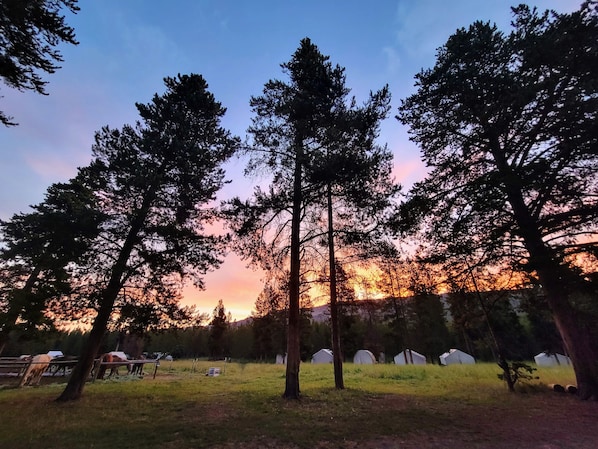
96,353,130,379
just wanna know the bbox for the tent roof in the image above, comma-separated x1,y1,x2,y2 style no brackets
440,348,472,357
439,348,475,365
534,351,566,358
394,349,426,365
396,349,425,358
534,352,571,366
353,349,376,364
314,349,333,356
312,349,333,364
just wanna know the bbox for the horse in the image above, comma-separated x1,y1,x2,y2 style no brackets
96,353,130,379
19,354,52,387
129,354,146,376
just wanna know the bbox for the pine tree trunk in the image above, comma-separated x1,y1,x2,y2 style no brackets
327,182,344,389
493,147,598,399
283,137,303,400
540,277,598,400
56,190,154,402
55,288,116,401
518,231,598,400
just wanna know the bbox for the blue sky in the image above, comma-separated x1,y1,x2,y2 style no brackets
0,0,583,319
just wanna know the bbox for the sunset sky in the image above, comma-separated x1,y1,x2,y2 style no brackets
0,0,582,320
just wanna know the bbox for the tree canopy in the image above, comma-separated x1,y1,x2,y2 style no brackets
57,73,239,401
228,38,398,396
0,0,79,126
397,3,598,399
0,177,104,354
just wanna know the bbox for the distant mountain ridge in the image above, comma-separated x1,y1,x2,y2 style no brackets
231,290,529,327
231,299,386,326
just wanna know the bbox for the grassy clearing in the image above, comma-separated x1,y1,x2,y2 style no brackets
0,361,583,448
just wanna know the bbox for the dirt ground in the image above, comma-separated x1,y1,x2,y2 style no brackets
215,392,598,449
360,394,598,449
2,375,596,448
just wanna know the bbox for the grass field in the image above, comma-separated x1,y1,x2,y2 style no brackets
0,360,595,448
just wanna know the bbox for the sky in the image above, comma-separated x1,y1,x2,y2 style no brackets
0,0,583,320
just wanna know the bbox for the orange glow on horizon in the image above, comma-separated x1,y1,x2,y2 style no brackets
182,253,266,321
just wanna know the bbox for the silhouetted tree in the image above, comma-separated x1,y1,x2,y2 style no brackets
308,78,398,389
252,283,287,360
519,287,565,355
397,4,598,399
56,74,238,402
410,291,450,363
227,38,358,398
208,299,230,358
375,245,413,356
0,177,103,354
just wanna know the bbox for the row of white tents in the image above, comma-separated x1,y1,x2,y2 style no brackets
310,348,471,365
309,348,572,367
311,349,378,365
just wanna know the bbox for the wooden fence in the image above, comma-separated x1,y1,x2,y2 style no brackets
0,356,160,386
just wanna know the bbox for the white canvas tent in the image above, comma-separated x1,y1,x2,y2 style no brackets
534,351,571,366
394,349,426,365
353,349,376,364
47,350,64,359
275,354,287,364
311,349,333,364
439,349,475,365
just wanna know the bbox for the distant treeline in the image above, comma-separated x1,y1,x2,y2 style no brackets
3,289,567,363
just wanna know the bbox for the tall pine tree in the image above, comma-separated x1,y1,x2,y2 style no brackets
57,74,238,401
397,4,598,398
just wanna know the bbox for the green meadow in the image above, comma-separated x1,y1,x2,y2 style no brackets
0,361,590,449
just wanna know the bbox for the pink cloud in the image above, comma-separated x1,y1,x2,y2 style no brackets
392,157,427,191
24,153,83,181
